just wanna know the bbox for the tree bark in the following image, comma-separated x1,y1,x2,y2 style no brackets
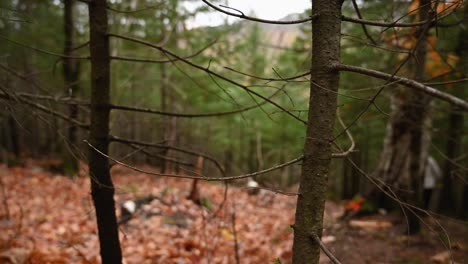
88,0,122,263
292,1,342,263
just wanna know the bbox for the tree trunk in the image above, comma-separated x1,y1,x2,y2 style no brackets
439,108,463,215
404,0,433,233
443,4,467,218
160,64,177,173
292,1,342,263
88,1,122,263
370,0,432,234
8,115,20,159
62,0,80,175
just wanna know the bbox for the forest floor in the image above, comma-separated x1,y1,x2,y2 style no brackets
0,161,466,264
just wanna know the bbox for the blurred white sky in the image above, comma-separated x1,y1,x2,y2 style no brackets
186,1,310,27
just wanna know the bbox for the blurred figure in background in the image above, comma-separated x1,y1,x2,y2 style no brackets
423,156,441,209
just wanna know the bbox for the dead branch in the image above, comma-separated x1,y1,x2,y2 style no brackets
335,64,468,111
331,109,355,158
0,35,89,59
86,139,303,182
310,233,342,264
110,135,226,176
341,2,458,28
108,33,307,124
110,38,217,63
202,0,317,25
0,89,89,129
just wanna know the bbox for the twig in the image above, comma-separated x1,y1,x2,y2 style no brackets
110,38,217,64
0,89,89,129
108,33,307,124
341,3,456,28
202,0,317,25
350,0,376,45
331,109,355,158
109,89,278,118
310,233,342,264
125,143,193,167
110,135,226,176
224,66,310,83
424,77,468,86
335,64,468,111
86,139,303,181
0,35,89,59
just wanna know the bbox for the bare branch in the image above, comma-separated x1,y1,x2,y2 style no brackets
109,94,274,118
201,0,317,25
341,34,410,54
0,35,89,59
3,92,88,105
108,33,307,124
424,78,468,86
2,90,273,119
341,4,456,28
331,110,355,158
109,135,226,176
350,0,376,44
124,143,194,168
86,139,304,181
335,64,468,111
0,89,89,129
224,67,311,83
310,233,342,264
110,38,217,63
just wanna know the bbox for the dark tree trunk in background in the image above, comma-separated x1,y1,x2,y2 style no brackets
405,0,432,234
62,0,80,175
160,64,177,173
441,4,467,218
439,108,462,215
370,0,432,234
292,1,342,263
88,0,122,263
343,152,361,199
8,115,20,159
248,135,256,173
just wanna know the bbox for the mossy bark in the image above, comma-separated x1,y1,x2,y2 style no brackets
292,1,342,263
88,0,122,263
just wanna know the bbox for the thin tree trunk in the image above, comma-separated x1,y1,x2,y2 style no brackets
292,1,342,263
62,0,79,175
88,0,122,263
160,64,177,173
8,115,20,159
